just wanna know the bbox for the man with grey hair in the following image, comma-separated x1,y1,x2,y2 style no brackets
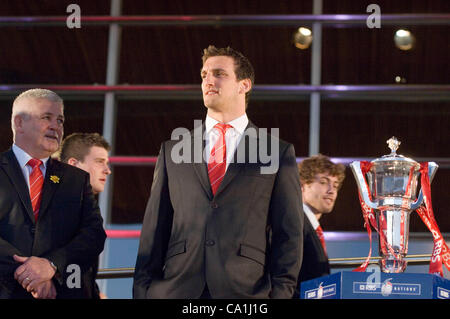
0,88,106,298
11,88,64,139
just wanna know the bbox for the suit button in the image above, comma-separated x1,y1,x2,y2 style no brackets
30,226,35,235
206,240,215,246
211,202,218,209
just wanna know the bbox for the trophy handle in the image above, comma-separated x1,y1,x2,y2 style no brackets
410,162,438,210
350,162,378,209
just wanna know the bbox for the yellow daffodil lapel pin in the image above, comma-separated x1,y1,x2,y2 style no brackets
50,175,60,184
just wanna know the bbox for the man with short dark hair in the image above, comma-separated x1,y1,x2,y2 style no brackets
60,132,111,195
134,45,303,299
0,88,106,299
59,132,111,299
294,154,346,298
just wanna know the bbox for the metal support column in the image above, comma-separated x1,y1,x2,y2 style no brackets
309,0,323,156
98,0,122,295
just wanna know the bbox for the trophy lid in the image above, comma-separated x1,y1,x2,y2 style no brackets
371,136,419,166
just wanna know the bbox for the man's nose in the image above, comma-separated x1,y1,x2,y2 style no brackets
50,118,62,130
327,184,337,194
203,73,214,85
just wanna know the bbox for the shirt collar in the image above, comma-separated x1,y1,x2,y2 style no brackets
205,113,249,135
12,144,49,169
303,203,321,230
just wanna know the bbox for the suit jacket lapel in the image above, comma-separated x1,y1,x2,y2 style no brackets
1,149,35,223
191,120,259,198
214,121,258,196
191,123,213,200
38,157,63,219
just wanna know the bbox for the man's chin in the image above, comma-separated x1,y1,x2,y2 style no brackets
204,103,224,113
203,96,221,107
203,100,214,108
47,146,60,155
93,185,104,194
44,138,60,148
41,145,59,157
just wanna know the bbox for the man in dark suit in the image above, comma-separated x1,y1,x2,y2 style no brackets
294,154,345,298
0,88,106,299
59,132,111,299
133,45,303,299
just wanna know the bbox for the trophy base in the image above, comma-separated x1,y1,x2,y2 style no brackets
379,256,407,273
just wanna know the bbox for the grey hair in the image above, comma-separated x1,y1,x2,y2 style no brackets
11,88,64,138
13,88,63,106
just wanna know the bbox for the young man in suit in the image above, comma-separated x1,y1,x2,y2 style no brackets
59,132,111,299
59,133,111,196
294,154,345,298
134,45,304,299
0,88,106,299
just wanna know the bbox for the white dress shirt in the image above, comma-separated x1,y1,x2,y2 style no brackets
204,113,249,171
303,203,321,231
12,144,49,191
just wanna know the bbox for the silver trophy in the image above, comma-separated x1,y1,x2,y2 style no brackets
350,137,438,273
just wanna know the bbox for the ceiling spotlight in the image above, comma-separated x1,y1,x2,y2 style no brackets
394,29,415,51
395,76,406,83
293,27,312,50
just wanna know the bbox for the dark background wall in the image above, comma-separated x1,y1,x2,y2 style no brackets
0,1,448,232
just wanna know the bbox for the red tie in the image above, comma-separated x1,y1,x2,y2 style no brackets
316,225,327,256
208,123,233,195
27,158,44,221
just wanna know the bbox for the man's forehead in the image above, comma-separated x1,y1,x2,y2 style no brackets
20,97,63,113
202,56,235,70
87,146,109,157
315,173,339,181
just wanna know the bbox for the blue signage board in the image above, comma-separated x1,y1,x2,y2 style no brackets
300,271,450,299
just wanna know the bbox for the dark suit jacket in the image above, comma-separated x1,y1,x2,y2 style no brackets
133,121,304,299
0,149,106,299
294,216,330,298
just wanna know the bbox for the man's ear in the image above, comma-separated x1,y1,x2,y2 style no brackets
13,115,24,132
67,157,79,166
239,78,252,95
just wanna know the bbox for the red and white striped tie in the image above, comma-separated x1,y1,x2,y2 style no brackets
316,225,327,256
208,123,232,195
27,158,44,221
